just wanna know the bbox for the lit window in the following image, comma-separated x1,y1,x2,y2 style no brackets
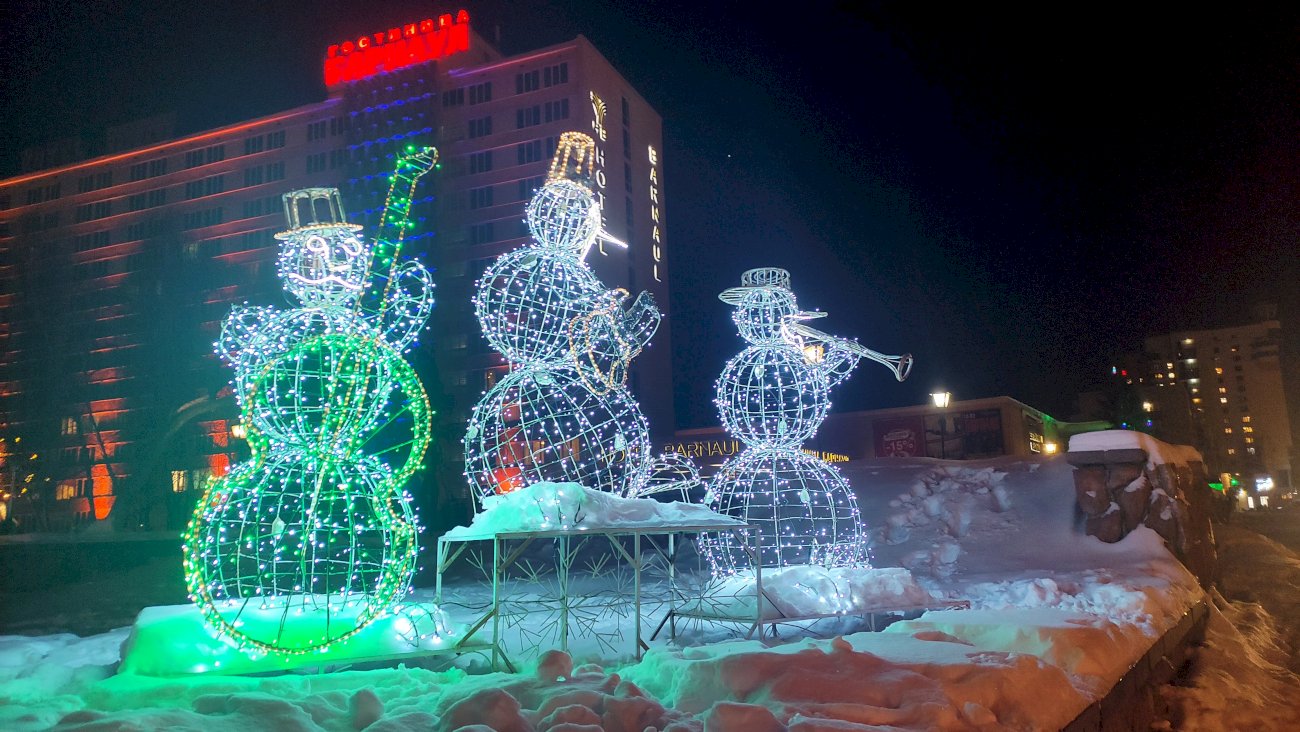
1168,372,1175,378
1220,397,1228,404
56,481,78,500
1215,367,1224,375
1192,398,1202,404
1228,448,1236,455
1219,387,1227,394
171,470,188,493
1242,416,1251,423
1243,426,1253,433
1245,437,1254,444
1247,447,1256,455
61,416,79,435
1224,428,1232,434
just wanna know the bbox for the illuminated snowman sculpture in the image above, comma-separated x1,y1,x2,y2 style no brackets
701,268,912,574
184,149,438,655
465,132,663,501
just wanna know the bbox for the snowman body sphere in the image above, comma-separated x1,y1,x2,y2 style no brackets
703,268,870,573
465,133,660,500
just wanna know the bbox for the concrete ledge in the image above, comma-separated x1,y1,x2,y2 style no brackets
1065,448,1149,467
1062,599,1209,732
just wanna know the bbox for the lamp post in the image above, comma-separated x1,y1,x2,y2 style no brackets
931,391,951,460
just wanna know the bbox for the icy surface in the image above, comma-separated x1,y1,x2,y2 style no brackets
1,455,1251,731
444,481,744,539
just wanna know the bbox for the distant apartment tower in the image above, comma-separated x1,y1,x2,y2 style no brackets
0,10,672,530
1101,312,1293,494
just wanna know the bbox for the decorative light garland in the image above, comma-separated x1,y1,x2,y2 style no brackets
464,132,674,503
183,147,438,655
701,267,912,574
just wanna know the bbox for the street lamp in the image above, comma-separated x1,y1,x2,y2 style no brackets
931,391,952,459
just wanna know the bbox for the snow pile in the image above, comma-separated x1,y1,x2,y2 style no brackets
444,481,744,540
1158,590,1300,730
0,629,126,731
623,633,1086,730
0,455,1231,731
118,601,457,676
1158,522,1300,730
1069,429,1203,467
703,565,934,619
881,465,1012,577
959,527,1202,632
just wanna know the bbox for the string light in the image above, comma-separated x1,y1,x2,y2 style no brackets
701,268,912,574
183,147,438,655
464,132,671,502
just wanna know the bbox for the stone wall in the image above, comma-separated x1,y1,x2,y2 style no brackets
1067,446,1217,587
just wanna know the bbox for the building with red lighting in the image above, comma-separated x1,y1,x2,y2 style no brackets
0,10,672,531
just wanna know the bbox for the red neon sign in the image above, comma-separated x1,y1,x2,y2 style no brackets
324,10,471,87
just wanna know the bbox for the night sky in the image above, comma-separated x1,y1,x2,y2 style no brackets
3,1,1297,428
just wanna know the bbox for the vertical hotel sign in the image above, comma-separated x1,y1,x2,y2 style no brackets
648,144,662,282
588,91,610,254
324,10,471,86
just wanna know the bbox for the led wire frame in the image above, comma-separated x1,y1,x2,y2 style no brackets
183,148,438,655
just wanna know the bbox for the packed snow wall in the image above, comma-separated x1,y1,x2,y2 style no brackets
1067,430,1217,586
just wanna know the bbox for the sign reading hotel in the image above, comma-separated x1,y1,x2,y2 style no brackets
324,10,471,86
589,91,610,254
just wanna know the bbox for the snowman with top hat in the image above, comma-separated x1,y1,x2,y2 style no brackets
464,132,672,502
184,148,440,655
701,267,912,574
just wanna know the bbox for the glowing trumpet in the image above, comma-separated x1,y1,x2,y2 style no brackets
783,320,913,382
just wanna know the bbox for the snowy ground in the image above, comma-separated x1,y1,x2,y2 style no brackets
4,454,1294,730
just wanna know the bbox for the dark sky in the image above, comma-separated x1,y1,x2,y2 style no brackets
3,1,1297,427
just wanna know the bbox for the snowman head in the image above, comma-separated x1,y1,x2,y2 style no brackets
525,179,602,257
525,132,604,258
275,188,370,308
720,268,801,344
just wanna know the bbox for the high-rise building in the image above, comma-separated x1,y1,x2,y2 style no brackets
0,9,673,531
1094,313,1294,500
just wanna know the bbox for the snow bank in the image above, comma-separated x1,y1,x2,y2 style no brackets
622,633,1086,730
1069,429,1204,467
700,565,934,619
445,481,744,539
0,630,126,731
1158,522,1300,730
118,601,457,676
2,455,1226,731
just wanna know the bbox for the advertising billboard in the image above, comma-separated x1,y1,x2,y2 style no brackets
873,416,927,458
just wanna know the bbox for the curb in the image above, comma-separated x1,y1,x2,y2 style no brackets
1063,599,1210,731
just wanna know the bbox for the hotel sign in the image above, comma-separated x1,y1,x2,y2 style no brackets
589,91,610,254
648,144,662,282
324,10,471,86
